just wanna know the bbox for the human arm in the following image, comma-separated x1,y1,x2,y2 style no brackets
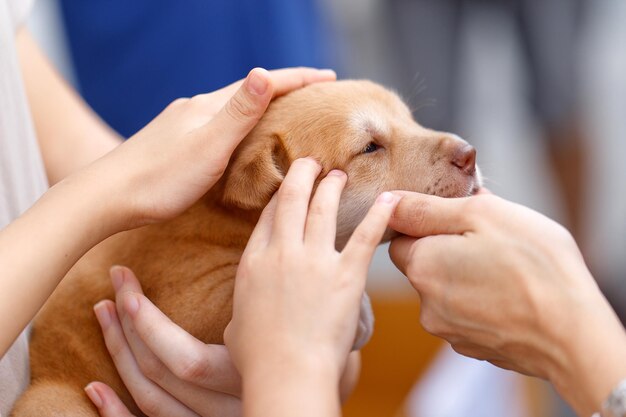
16,29,123,184
387,191,626,417
0,67,337,357
82,266,361,416
223,159,401,417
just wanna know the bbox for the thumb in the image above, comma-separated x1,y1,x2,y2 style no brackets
389,191,473,237
201,67,274,155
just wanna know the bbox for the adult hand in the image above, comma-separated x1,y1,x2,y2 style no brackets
388,191,626,416
224,159,401,417
71,67,336,233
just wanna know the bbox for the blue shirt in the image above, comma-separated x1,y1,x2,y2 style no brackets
60,0,335,137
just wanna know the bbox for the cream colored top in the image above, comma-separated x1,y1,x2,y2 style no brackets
0,0,48,414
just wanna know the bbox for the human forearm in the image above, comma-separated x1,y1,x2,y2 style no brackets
550,286,626,416
17,29,122,185
243,357,341,417
0,169,121,356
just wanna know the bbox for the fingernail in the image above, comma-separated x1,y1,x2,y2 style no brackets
84,383,103,408
247,68,269,95
110,266,124,292
319,69,337,78
327,169,346,177
377,192,396,204
124,293,140,317
94,301,111,329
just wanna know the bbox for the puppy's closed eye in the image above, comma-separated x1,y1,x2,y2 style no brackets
363,142,381,154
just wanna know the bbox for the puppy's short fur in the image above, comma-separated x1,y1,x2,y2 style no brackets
12,80,480,416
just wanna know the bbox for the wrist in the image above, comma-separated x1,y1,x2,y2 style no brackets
550,286,626,416
243,348,342,385
0,166,126,355
52,166,128,238
243,353,341,417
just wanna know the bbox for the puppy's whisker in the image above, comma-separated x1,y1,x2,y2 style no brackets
405,72,430,110
409,98,437,115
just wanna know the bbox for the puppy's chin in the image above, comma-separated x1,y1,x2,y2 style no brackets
437,165,484,198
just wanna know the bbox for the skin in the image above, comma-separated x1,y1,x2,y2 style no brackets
85,266,361,417
11,26,622,417
223,184,626,417
388,191,626,417
4,28,337,416
224,160,402,417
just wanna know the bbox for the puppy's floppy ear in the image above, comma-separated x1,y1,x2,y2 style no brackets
222,135,288,210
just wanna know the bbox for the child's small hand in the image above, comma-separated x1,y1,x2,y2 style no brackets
224,159,401,387
71,67,336,232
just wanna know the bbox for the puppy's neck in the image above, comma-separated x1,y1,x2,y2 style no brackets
183,191,262,250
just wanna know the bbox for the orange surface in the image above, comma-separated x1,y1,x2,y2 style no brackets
343,294,443,417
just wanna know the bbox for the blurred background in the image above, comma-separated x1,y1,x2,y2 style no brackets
28,0,626,416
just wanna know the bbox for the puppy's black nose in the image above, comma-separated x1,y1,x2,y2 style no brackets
451,144,476,175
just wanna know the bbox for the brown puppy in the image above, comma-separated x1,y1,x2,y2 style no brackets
11,80,480,417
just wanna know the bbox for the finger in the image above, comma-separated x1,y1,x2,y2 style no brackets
117,290,242,396
267,67,337,97
85,382,136,417
244,194,278,252
93,300,200,417
272,158,322,242
304,169,347,247
389,235,450,279
216,67,336,102
388,235,418,277
111,267,242,395
111,265,144,301
342,192,402,274
116,298,241,416
389,190,474,237
197,67,274,158
389,234,463,292
451,342,505,365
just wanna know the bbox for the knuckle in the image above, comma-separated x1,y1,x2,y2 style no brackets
351,228,375,247
401,200,428,229
138,355,168,383
189,94,206,106
173,350,212,383
104,334,125,360
225,92,258,122
450,343,485,361
465,194,497,214
136,390,162,417
277,183,302,202
419,309,441,335
167,97,189,110
307,201,326,218
364,210,389,234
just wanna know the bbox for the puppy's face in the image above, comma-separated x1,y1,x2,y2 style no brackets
223,80,481,245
